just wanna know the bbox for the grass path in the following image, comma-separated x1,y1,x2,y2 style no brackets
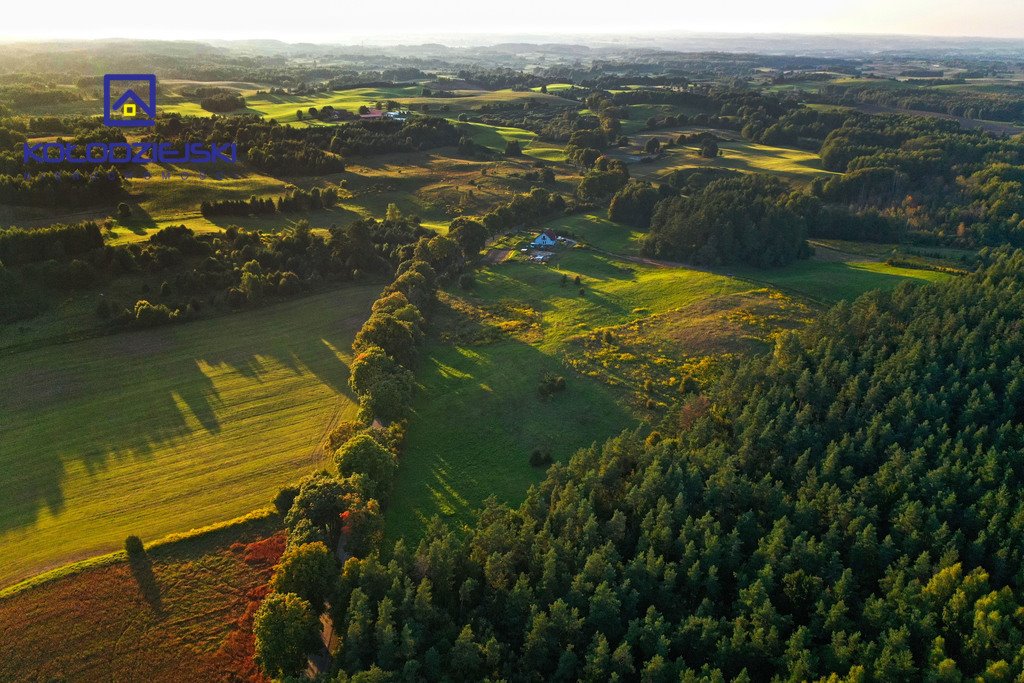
0,285,380,588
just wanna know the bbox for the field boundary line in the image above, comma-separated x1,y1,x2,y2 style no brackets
0,507,279,600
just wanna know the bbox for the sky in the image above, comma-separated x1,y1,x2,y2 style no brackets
1,0,1023,42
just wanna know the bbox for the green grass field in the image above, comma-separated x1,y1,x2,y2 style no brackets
456,120,536,149
455,120,566,161
386,337,635,538
544,212,646,255
628,134,836,184
159,86,574,126
731,259,953,303
0,285,380,588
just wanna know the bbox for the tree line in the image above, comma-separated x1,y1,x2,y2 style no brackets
200,186,340,217
252,206,490,678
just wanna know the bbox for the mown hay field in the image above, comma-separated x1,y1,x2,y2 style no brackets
0,285,379,587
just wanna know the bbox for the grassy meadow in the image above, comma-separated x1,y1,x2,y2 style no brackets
454,121,567,161
384,217,956,541
731,259,953,303
628,133,837,185
0,285,380,587
155,85,575,126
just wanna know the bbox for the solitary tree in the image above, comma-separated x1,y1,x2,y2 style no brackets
124,535,144,558
700,140,719,158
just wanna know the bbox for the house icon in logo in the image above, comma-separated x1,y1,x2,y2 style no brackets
103,74,156,127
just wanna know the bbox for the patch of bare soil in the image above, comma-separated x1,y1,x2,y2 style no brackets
484,249,512,264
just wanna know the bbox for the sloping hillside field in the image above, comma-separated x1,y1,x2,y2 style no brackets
0,286,380,587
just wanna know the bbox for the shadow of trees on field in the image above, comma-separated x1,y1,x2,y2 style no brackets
0,287,378,543
113,202,158,236
389,294,635,540
723,260,930,305
202,206,365,232
129,549,164,616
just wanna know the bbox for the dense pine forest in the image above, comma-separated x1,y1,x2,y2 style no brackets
323,250,1024,681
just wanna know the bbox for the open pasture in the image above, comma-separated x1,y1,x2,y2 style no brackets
385,248,790,540
623,132,836,184
0,285,380,588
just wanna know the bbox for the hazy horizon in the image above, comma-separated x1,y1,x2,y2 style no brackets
1,0,1023,43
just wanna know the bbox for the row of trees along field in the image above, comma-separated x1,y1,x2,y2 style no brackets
251,207,486,678
312,248,1024,681
0,211,430,327
816,82,1024,122
200,186,340,217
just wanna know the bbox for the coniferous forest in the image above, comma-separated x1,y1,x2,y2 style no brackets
328,250,1024,681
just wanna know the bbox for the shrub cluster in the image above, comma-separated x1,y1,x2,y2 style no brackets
480,187,566,234
537,372,567,398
